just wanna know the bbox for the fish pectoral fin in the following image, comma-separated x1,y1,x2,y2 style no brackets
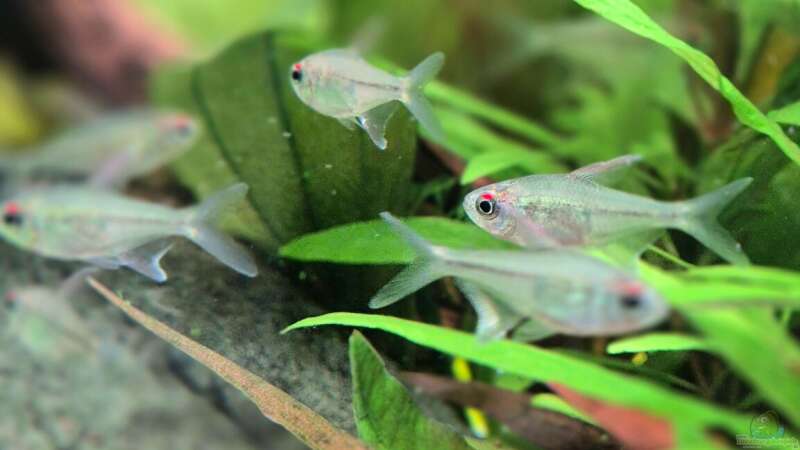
357,102,399,150
510,318,555,342
116,239,174,283
591,230,663,271
337,118,358,130
569,154,642,185
456,279,521,343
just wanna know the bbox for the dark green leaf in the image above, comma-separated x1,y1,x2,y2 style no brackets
349,331,471,450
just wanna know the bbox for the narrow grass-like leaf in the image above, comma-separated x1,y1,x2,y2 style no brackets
350,331,471,450
573,0,800,165
284,313,752,448
460,149,561,184
768,101,800,126
280,217,514,264
607,333,709,354
88,278,369,450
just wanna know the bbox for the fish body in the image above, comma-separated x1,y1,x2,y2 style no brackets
370,213,669,341
0,109,198,187
464,155,753,265
0,184,257,281
290,49,445,149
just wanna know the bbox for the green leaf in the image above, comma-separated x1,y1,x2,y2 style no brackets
573,0,800,165
606,333,709,354
154,31,418,248
285,312,750,448
280,217,514,264
151,65,276,249
769,101,800,126
134,0,327,55
349,331,471,450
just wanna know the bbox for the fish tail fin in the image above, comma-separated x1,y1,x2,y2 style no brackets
183,183,258,277
402,52,446,142
369,212,446,308
676,178,753,266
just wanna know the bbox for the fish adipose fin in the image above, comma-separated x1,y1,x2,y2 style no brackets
183,183,258,278
677,178,753,266
402,52,446,143
569,154,642,185
369,212,446,308
455,279,523,342
337,118,358,130
357,102,399,150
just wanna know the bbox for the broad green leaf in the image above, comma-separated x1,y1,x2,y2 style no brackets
285,312,750,448
152,64,276,249
607,333,709,354
573,0,800,165
0,62,43,146
349,331,471,450
154,31,418,248
89,278,369,450
280,217,514,264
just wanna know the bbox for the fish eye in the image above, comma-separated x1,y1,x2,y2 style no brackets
475,196,497,218
2,204,23,227
620,295,642,309
291,64,303,82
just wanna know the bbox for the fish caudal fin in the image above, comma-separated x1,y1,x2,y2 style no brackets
184,183,258,277
677,178,753,266
369,212,445,308
402,52,446,143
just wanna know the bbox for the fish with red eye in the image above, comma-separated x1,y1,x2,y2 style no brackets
291,63,303,82
2,202,23,227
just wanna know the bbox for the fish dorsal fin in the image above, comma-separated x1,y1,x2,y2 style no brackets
357,102,400,150
117,240,174,283
569,154,642,185
455,279,522,343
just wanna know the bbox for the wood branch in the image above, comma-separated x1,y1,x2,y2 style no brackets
21,0,187,104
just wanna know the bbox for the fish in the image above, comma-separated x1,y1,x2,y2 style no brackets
463,154,753,266
289,49,446,149
369,212,669,341
0,109,199,188
0,183,257,282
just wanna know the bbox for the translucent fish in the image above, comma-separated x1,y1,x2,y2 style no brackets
0,109,199,188
289,49,446,149
370,213,669,342
463,155,753,265
0,183,257,282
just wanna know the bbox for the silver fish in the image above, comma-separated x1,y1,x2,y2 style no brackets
0,109,199,188
370,212,669,341
464,155,753,265
289,49,445,149
0,183,257,282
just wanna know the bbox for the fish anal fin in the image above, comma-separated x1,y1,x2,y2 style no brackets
116,240,174,283
357,102,399,150
511,318,555,342
456,279,521,343
569,154,642,185
593,230,663,270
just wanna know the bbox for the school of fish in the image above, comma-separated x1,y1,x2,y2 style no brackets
0,47,754,344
